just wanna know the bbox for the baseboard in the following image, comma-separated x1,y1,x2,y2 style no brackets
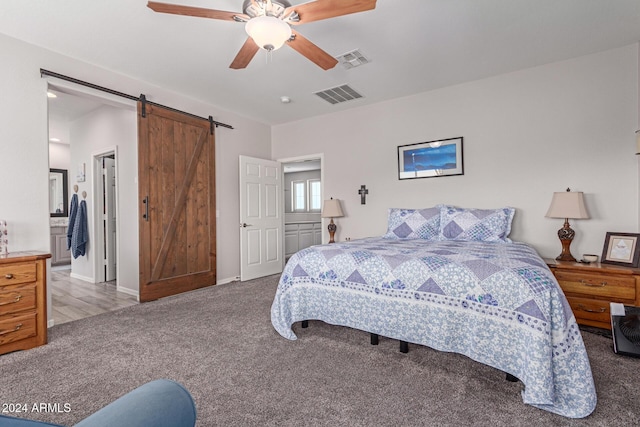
69,272,94,283
48,319,55,328
217,276,240,286
116,285,139,300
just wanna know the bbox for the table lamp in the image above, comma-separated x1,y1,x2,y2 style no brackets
545,188,589,262
321,198,344,243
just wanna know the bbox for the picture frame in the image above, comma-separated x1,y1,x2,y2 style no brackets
601,232,640,268
398,137,464,180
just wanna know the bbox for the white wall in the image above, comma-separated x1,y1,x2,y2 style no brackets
272,44,639,260
0,33,271,320
48,142,70,170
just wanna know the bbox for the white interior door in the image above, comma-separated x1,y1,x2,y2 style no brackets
239,155,283,281
104,157,117,281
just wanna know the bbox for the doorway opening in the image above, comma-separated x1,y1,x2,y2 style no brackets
280,154,323,263
46,81,138,326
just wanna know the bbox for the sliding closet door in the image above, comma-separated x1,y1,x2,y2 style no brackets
137,102,216,302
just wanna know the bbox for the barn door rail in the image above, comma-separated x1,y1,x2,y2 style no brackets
40,68,233,130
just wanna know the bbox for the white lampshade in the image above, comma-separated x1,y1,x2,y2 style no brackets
245,16,291,51
321,199,344,218
545,190,589,219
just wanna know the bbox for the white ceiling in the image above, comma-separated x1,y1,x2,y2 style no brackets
3,0,640,126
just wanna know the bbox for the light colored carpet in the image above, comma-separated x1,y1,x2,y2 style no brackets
1,274,639,426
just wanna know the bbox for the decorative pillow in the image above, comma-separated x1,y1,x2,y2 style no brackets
439,206,515,243
383,207,441,240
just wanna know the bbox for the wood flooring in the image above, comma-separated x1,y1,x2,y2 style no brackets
50,268,138,325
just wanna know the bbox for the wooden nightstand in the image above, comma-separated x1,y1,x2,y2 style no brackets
545,258,640,330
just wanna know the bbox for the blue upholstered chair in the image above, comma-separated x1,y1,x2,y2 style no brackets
0,379,196,427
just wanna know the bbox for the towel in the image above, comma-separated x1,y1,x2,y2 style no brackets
71,200,88,258
66,193,78,250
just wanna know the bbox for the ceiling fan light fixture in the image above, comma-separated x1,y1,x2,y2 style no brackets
245,15,291,51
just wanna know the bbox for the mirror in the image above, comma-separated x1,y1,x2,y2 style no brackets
49,168,69,217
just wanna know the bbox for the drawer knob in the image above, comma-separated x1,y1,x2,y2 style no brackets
577,304,606,314
0,323,23,336
579,279,607,287
0,294,22,306
4,273,14,279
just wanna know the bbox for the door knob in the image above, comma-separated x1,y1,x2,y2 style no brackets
240,223,253,228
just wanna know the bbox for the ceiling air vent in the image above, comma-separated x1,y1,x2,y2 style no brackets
314,84,364,105
336,49,370,69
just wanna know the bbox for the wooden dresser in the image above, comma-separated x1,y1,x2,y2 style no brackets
0,252,50,355
546,258,640,330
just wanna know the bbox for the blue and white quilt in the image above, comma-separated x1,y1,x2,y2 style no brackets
271,238,597,418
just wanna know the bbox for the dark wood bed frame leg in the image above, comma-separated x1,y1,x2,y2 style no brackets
505,373,518,382
370,333,379,345
399,341,409,353
301,320,308,328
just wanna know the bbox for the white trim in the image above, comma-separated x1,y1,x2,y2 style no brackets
217,276,240,285
48,319,55,328
91,147,120,287
69,272,94,283
116,285,139,299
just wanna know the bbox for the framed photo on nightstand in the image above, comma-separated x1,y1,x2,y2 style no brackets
601,232,640,268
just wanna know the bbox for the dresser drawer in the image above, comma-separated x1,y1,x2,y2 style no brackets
554,271,636,301
566,296,611,325
0,313,37,345
0,283,37,314
0,262,37,286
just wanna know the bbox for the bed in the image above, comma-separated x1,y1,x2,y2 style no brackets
271,206,597,418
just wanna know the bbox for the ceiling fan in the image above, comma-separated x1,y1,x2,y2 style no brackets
147,0,377,70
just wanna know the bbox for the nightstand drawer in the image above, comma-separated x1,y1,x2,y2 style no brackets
0,313,37,346
566,297,611,325
0,283,37,314
0,262,36,286
554,271,636,301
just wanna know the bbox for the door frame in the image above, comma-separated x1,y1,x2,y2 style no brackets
91,146,120,286
277,153,324,268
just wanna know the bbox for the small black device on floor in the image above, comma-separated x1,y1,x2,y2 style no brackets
610,303,640,358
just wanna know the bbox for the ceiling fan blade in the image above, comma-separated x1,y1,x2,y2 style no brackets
285,0,376,25
287,30,338,70
147,1,244,21
230,37,260,69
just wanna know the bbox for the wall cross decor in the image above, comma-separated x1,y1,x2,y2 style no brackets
358,185,369,204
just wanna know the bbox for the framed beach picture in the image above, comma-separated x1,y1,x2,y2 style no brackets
601,232,640,268
398,137,464,180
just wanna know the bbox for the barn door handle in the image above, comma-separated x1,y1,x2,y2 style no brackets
142,196,149,221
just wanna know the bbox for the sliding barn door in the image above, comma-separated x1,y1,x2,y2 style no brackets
138,102,216,302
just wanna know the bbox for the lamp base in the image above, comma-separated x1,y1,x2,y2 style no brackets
555,252,577,263
555,219,577,262
327,218,337,244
